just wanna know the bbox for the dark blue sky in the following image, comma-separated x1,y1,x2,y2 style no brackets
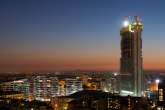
0,0,165,72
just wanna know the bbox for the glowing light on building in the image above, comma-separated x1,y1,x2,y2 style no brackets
123,20,129,27
121,90,134,95
155,79,160,83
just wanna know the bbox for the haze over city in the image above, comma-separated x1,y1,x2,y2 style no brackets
0,0,165,72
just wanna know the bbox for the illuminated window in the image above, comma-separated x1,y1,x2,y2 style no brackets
157,107,163,110
159,89,163,95
159,89,163,101
159,96,163,101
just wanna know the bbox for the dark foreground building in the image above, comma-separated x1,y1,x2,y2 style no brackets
53,90,151,110
157,79,165,110
120,16,144,97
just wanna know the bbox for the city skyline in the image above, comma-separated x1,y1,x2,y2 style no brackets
0,0,165,72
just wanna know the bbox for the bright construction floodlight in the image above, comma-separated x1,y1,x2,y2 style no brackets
155,79,160,83
123,20,129,27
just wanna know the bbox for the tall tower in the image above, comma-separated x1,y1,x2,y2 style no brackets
120,16,143,97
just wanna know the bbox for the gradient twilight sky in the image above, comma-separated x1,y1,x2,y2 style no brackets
0,0,165,72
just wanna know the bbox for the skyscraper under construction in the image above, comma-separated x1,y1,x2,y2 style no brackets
120,16,143,97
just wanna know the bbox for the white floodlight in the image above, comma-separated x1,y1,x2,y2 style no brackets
155,79,160,83
123,20,129,27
